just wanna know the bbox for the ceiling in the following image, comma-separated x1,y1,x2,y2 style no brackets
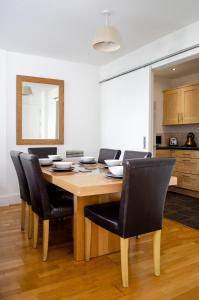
154,58,199,79
1,0,199,66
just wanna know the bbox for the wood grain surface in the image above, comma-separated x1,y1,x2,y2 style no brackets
0,205,198,299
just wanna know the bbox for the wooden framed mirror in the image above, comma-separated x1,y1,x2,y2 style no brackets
16,75,64,145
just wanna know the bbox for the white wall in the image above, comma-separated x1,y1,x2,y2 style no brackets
100,21,199,81
101,67,152,156
0,50,8,205
0,51,100,205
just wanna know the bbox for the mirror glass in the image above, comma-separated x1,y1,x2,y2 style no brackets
22,82,59,139
16,75,64,145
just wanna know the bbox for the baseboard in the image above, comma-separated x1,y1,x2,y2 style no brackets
0,193,20,206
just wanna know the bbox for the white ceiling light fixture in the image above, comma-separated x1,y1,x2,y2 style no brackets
92,10,121,52
22,86,32,96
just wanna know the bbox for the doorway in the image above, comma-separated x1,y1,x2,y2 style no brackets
151,54,199,198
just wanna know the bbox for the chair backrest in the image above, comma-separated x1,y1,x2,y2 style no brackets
123,150,152,162
10,150,31,205
20,153,51,219
28,147,57,158
98,148,121,163
118,158,175,238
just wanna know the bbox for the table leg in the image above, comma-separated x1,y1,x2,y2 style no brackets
73,193,120,261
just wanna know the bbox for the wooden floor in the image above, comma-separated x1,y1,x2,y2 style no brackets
0,205,199,300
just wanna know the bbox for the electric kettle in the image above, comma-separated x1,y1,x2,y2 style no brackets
184,132,197,147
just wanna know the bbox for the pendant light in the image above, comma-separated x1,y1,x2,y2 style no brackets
22,85,32,96
92,10,121,52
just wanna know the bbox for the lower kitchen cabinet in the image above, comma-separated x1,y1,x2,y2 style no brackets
156,149,199,192
174,172,199,192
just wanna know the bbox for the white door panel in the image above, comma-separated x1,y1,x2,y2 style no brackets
100,67,152,155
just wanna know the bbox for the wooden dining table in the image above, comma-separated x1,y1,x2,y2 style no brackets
42,163,177,261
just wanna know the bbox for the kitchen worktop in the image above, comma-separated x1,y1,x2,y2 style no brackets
156,146,199,150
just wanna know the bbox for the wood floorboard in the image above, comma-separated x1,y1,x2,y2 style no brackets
0,205,198,300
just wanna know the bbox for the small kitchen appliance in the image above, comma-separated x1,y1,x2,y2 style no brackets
184,132,197,147
169,137,178,146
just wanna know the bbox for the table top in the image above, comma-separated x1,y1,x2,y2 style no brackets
42,163,177,197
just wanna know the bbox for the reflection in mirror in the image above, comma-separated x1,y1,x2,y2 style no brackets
16,75,64,145
22,82,59,139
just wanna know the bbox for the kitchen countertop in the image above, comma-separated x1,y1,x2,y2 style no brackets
156,146,199,150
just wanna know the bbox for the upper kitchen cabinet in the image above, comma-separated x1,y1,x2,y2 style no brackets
183,85,199,124
163,88,183,125
163,83,199,125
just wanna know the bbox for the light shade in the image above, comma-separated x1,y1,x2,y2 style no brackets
92,25,120,52
22,86,32,96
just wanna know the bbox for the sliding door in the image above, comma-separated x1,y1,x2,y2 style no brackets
100,67,152,155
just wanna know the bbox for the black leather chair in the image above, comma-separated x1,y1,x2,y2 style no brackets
10,150,33,238
123,150,152,162
98,148,121,164
28,147,57,158
20,153,73,261
84,158,175,287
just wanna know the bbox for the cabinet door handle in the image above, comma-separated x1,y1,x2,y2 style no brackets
183,153,191,156
178,113,180,123
181,112,183,123
182,159,191,162
182,174,191,178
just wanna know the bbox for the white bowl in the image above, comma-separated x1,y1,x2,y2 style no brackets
53,162,73,169
80,156,95,163
39,158,53,166
48,154,62,161
105,159,122,167
109,166,123,176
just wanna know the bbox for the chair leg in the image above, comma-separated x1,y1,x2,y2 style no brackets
153,230,161,276
21,200,26,231
120,237,129,288
85,217,91,261
33,213,39,249
43,220,49,261
28,205,33,239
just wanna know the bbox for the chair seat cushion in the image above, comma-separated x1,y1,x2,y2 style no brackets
84,201,120,235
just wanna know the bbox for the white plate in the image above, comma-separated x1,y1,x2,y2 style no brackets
50,167,75,172
105,173,123,179
105,159,122,167
52,158,63,162
39,158,53,166
79,160,96,165
53,161,73,169
48,154,63,161
80,156,95,163
108,166,123,177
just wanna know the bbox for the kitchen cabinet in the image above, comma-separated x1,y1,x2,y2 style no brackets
163,84,199,125
163,89,183,125
183,85,199,124
156,149,199,192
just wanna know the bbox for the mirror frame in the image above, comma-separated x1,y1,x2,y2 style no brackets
16,75,64,145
